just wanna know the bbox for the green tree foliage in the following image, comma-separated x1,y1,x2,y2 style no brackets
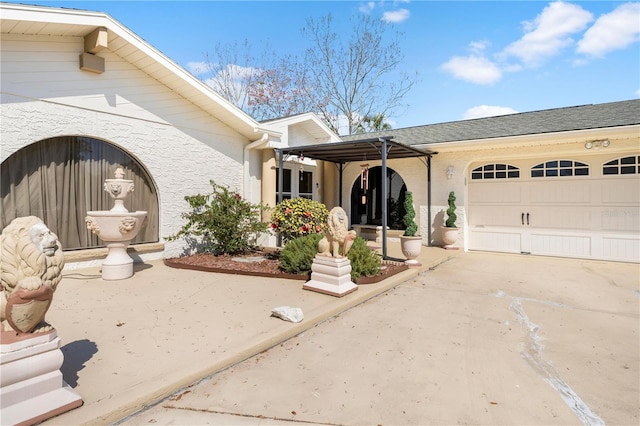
166,181,268,255
355,113,393,134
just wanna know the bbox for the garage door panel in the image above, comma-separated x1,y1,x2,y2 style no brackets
530,233,591,257
468,205,523,227
531,208,593,230
469,229,521,253
529,180,592,204
468,181,521,204
602,208,640,232
601,237,640,262
601,180,640,204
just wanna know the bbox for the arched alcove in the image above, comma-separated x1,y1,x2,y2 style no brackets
350,166,407,230
1,136,159,250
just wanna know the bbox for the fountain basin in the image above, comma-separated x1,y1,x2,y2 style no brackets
85,211,147,280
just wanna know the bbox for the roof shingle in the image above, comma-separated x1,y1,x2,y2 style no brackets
342,99,640,145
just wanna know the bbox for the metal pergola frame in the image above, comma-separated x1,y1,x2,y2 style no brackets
275,137,436,260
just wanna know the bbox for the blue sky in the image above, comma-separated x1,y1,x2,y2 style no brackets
7,0,640,128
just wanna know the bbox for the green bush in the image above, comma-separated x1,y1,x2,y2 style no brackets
279,233,323,274
279,234,381,280
166,181,268,255
271,198,329,243
445,191,457,228
403,191,418,236
347,236,382,280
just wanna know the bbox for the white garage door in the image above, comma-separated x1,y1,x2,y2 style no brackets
468,156,640,263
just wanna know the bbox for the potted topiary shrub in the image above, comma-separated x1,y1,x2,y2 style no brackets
441,191,459,249
399,191,422,265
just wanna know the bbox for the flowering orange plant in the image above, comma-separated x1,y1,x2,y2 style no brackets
271,198,329,243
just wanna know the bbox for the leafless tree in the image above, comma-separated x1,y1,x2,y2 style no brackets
200,13,416,133
300,13,416,134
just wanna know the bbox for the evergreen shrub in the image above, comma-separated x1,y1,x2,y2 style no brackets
279,233,323,274
166,180,268,255
347,236,382,280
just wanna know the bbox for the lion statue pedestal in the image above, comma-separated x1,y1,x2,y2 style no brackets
303,207,358,297
1,331,83,425
303,255,358,297
0,216,82,425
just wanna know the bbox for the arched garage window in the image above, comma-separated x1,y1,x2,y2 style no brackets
603,156,640,175
471,164,520,179
531,160,589,177
1,136,159,250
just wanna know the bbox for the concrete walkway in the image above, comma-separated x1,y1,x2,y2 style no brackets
43,243,457,425
119,251,639,426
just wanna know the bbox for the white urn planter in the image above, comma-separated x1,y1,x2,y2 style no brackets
400,235,422,265
441,226,459,249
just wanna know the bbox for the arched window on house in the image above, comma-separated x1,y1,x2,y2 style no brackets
1,136,159,250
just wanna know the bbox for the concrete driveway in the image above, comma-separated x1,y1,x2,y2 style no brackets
122,252,639,425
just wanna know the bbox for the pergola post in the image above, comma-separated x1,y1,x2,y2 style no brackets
427,154,432,247
380,137,388,259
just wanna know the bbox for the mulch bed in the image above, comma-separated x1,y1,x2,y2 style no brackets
164,250,409,285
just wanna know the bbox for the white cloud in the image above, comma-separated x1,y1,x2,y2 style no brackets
186,61,209,76
441,55,502,85
463,105,519,120
501,1,593,66
359,2,375,14
382,8,410,23
577,3,640,57
469,40,490,53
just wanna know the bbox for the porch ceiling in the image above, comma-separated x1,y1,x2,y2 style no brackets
278,137,436,164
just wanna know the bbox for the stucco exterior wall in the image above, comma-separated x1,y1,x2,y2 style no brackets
1,99,247,258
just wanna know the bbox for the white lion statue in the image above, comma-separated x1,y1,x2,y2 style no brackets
1,216,65,335
318,207,357,258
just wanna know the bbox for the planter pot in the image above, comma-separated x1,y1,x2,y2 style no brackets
400,235,422,265
441,226,459,249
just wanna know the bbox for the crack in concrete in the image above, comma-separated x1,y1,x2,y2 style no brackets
509,298,605,426
162,405,343,425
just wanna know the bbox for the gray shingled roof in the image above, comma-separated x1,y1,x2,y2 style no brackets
341,99,640,145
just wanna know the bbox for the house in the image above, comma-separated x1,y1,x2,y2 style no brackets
0,3,339,264
2,3,638,265
342,99,640,263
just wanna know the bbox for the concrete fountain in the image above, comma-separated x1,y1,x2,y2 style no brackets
85,168,147,280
